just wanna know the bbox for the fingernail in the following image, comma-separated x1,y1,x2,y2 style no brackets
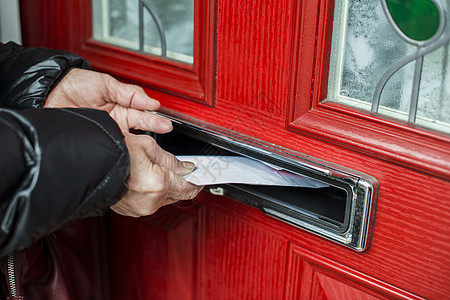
161,121,173,131
182,161,195,171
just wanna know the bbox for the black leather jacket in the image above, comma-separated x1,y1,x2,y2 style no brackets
0,42,130,258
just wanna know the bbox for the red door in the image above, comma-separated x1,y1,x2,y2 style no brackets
20,0,450,299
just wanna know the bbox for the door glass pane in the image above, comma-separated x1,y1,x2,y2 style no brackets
93,0,194,64
327,0,450,134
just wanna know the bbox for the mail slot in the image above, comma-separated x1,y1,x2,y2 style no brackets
152,110,378,251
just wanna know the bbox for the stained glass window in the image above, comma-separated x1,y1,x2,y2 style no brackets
93,0,194,64
327,0,450,133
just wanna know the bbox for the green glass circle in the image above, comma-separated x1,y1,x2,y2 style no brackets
386,0,440,41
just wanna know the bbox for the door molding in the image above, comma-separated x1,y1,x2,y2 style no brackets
286,0,450,180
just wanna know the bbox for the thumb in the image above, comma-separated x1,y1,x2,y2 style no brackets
178,161,196,176
154,151,195,176
140,135,196,176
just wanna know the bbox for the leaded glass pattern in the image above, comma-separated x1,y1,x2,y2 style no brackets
93,0,194,63
327,0,450,134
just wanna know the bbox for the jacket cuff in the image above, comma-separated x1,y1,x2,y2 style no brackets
0,42,91,109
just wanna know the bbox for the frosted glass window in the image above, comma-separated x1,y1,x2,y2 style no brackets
327,0,450,134
93,0,194,64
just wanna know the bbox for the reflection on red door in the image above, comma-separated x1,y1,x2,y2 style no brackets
20,0,450,299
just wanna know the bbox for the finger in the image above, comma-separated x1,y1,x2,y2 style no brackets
153,152,196,176
165,173,204,201
139,135,196,176
127,109,173,133
107,75,161,111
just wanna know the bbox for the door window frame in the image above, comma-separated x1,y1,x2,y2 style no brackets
56,0,216,106
287,0,450,179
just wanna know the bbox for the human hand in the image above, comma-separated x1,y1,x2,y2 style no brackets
46,68,172,133
111,133,203,217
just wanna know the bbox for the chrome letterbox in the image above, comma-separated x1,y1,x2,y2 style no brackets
153,110,378,251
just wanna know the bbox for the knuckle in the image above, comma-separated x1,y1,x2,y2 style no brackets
142,135,157,148
135,85,145,93
149,167,168,193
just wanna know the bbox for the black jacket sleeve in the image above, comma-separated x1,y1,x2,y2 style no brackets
0,43,130,257
0,42,91,109
0,108,130,257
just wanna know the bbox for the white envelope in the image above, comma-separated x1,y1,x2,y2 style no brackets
177,155,328,188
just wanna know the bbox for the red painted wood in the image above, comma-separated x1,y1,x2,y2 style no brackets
19,0,450,299
108,204,204,300
195,174,450,299
287,243,426,300
19,0,71,50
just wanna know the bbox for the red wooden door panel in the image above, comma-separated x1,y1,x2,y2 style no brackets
286,244,423,300
108,204,203,300
19,0,450,299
